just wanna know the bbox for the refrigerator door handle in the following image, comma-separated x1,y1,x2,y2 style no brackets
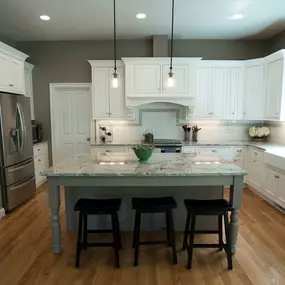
9,174,35,191
16,102,26,151
7,159,34,173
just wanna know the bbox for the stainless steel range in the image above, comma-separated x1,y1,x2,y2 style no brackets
0,92,36,211
152,139,182,153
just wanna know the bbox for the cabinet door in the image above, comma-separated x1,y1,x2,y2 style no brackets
264,168,278,200
265,58,283,120
247,160,264,193
196,67,212,118
92,68,110,119
277,174,285,208
0,54,10,89
162,65,189,94
109,68,125,118
134,65,161,94
244,63,264,119
227,67,244,119
210,68,227,118
24,68,35,120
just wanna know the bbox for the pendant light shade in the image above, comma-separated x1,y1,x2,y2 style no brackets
111,0,119,88
167,0,175,88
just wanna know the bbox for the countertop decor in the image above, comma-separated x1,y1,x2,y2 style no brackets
249,126,270,142
132,144,155,161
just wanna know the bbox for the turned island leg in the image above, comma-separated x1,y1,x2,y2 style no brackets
48,179,62,254
230,209,239,254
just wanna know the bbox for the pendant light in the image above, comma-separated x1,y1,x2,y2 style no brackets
111,0,119,88
167,0,175,88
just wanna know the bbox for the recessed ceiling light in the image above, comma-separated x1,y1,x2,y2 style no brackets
136,13,146,19
40,15,50,21
228,14,244,20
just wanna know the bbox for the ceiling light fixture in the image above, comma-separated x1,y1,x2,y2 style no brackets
229,13,244,20
40,15,50,21
111,0,119,89
136,13,146,19
167,0,175,88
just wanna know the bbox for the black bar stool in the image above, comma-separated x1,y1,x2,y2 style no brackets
74,198,122,268
182,199,233,270
132,197,177,266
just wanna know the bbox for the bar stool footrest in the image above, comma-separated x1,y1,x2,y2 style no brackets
140,240,167,246
87,229,113,234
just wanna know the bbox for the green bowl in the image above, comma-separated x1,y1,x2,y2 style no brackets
132,145,154,161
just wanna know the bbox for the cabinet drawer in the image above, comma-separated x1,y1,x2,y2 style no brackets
33,142,48,157
92,146,126,154
198,147,231,157
182,147,196,154
248,147,264,161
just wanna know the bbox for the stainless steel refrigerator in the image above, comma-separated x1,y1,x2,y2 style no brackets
0,92,36,211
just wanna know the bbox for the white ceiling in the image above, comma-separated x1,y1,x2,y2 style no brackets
0,0,285,41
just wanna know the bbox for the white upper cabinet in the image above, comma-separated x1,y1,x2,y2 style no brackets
134,65,161,94
122,57,201,107
24,62,35,120
0,42,28,95
264,50,285,120
244,59,265,119
89,60,125,120
195,64,227,119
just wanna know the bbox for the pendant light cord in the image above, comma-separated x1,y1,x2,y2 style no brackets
113,0,117,73
170,0,175,71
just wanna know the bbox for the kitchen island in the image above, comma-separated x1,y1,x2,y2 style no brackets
43,152,247,255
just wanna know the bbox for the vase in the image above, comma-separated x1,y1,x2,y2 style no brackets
184,132,190,141
192,132,198,142
251,137,266,142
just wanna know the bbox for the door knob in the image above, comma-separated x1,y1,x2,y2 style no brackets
86,137,91,142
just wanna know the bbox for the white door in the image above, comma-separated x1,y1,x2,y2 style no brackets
109,67,125,118
265,58,283,120
162,64,189,94
210,67,227,118
277,174,285,208
51,84,92,165
196,67,212,118
134,65,161,94
227,67,244,119
92,68,110,119
244,62,264,119
264,168,278,200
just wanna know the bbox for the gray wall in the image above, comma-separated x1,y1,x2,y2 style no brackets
173,39,269,60
269,30,285,54
16,38,270,162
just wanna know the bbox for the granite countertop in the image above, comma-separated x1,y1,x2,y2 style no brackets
42,152,247,177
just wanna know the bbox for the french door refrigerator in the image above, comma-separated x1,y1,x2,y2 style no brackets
0,92,35,211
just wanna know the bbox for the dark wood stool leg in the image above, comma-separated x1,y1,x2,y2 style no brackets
133,210,141,266
132,212,138,248
187,214,196,269
218,214,223,251
111,212,120,268
224,211,233,270
83,213,88,250
75,212,83,268
167,210,177,265
165,211,171,246
115,212,122,249
183,210,191,250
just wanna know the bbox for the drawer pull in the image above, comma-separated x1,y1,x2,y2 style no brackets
9,84,14,87
212,150,217,152
275,175,280,179
38,159,41,162
236,149,242,152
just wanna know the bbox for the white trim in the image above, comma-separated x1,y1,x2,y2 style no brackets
122,57,202,65
0,41,29,61
0,208,5,220
24,62,34,71
49,83,92,165
88,60,124,68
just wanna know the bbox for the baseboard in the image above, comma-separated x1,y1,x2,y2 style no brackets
0,208,5,220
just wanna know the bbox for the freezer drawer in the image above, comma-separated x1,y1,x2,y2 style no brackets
7,174,35,210
5,158,34,186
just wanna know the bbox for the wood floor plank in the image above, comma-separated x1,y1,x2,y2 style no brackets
0,185,284,285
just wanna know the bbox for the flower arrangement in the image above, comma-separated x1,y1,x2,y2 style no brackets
249,126,270,141
132,144,155,161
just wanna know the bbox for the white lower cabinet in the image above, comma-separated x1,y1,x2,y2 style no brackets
33,142,49,188
244,159,265,193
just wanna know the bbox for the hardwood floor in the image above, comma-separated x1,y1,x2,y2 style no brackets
0,186,285,285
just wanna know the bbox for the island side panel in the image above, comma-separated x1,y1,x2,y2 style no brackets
65,186,224,231
48,178,62,254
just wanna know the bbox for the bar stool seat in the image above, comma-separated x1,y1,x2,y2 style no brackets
183,198,233,270
74,198,122,268
132,197,177,266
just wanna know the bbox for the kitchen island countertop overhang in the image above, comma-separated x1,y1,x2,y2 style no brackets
42,152,247,255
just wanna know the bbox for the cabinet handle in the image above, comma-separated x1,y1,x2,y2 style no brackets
232,112,235,115
9,84,14,87
244,112,246,115
237,149,242,152
38,159,41,162
38,148,40,151
254,152,258,156
212,150,217,152
276,112,279,115
275,175,280,179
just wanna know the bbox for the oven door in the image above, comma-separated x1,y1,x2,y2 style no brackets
160,147,182,153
